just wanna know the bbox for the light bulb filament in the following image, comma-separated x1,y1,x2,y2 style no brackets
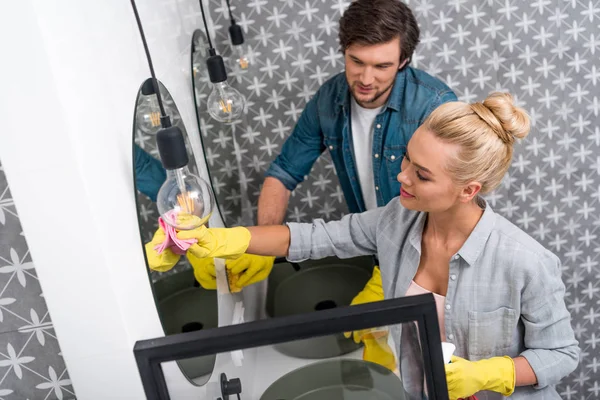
219,99,232,113
149,111,161,127
177,192,195,214
238,57,249,69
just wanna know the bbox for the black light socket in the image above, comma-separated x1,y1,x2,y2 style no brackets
156,126,189,170
207,49,228,83
228,22,244,46
140,78,156,95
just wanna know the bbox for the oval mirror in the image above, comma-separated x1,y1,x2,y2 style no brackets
132,78,217,386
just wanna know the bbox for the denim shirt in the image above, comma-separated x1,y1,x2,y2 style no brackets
287,198,580,399
134,144,166,202
265,67,457,213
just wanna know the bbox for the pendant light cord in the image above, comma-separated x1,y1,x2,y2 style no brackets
198,0,215,50
130,0,169,124
225,0,235,23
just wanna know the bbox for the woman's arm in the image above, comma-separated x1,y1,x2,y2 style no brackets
518,253,580,388
177,207,383,261
245,207,383,260
514,356,537,386
246,225,291,257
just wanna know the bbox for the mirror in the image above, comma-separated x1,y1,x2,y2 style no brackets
190,18,375,357
132,78,217,386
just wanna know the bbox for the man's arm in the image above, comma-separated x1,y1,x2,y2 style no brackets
257,177,291,225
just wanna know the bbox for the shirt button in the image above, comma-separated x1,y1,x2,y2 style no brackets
447,334,454,341
445,304,451,310
390,155,395,160
374,154,379,158
329,145,333,150
450,274,457,281
453,255,459,260
375,186,379,191
376,124,381,129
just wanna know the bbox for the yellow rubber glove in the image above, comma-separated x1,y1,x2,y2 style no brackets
344,266,384,343
176,226,251,259
186,252,217,290
226,254,275,290
144,227,181,272
361,331,397,372
341,267,394,370
445,355,515,400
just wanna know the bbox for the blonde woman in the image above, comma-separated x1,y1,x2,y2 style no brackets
173,93,579,399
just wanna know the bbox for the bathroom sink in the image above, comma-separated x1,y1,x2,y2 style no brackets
267,256,374,359
153,268,218,380
260,359,405,400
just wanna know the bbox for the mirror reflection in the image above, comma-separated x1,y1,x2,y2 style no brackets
133,78,217,386
190,22,375,358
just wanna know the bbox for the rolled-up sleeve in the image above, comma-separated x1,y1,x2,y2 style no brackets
519,253,580,388
264,90,326,191
286,208,382,262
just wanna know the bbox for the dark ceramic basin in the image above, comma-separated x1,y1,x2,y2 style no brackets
260,358,405,400
267,256,374,359
154,269,218,380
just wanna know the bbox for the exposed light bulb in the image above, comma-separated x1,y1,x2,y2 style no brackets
207,81,246,123
204,37,246,123
156,166,214,230
137,94,163,133
156,125,214,230
228,22,251,72
230,44,250,72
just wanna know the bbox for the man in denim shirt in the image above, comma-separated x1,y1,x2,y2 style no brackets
231,2,457,304
258,0,457,222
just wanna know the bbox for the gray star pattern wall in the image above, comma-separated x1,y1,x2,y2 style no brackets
0,163,75,399
134,0,600,397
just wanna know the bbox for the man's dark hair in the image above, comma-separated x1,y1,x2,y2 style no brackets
338,0,421,65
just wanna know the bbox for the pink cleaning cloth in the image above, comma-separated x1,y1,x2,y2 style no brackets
154,213,197,255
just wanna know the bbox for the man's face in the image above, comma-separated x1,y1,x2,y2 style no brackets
344,37,404,109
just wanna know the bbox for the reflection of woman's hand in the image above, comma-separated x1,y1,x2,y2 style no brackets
144,227,181,272
177,226,251,259
186,252,217,290
344,267,384,342
362,330,397,372
226,254,275,289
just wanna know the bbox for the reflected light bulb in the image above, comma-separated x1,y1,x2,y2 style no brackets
230,44,250,72
228,22,250,72
137,94,162,132
156,125,214,230
207,81,246,123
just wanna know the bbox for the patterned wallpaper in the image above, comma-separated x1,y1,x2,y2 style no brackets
0,162,75,399
191,0,598,398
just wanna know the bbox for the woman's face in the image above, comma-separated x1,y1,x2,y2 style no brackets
397,127,465,213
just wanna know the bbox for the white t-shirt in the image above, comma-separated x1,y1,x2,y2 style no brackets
350,98,384,211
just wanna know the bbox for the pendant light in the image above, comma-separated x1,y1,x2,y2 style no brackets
198,0,246,123
130,0,214,230
225,0,251,72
